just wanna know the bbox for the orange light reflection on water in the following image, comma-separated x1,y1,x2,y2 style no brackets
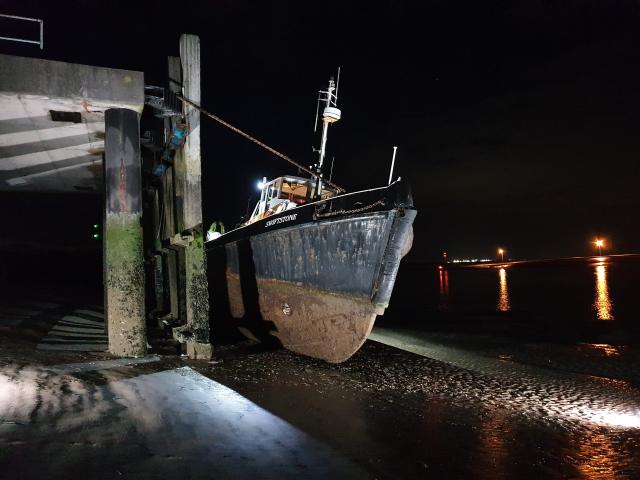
497,267,510,312
583,343,621,357
593,260,614,320
575,430,633,479
439,269,449,296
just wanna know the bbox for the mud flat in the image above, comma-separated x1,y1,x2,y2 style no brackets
2,294,640,479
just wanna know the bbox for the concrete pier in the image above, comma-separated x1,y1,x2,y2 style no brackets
0,53,143,192
1,44,210,359
103,108,146,357
0,54,148,356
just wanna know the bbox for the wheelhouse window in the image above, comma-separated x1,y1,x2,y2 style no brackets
280,179,311,204
247,175,338,225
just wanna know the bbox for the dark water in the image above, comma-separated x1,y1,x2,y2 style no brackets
385,254,640,343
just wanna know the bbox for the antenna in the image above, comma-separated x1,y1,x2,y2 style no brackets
388,146,398,185
334,67,341,104
312,72,342,198
329,156,335,181
313,96,320,132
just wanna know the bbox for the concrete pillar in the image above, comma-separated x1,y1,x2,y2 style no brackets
104,108,146,357
183,230,210,358
171,34,211,359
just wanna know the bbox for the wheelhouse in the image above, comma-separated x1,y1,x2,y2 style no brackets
247,175,338,224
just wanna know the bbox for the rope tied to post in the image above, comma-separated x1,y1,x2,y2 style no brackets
176,94,346,194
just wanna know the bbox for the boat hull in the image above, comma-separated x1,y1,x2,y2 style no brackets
227,274,379,362
207,182,416,362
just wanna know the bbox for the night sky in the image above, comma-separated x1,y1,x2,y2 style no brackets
2,0,639,261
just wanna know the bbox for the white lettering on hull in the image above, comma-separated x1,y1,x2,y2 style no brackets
265,213,298,228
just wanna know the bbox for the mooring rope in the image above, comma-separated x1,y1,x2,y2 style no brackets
176,94,346,193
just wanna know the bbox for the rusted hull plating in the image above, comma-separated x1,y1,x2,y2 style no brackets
226,274,379,362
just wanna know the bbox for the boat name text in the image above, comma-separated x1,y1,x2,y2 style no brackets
266,214,298,227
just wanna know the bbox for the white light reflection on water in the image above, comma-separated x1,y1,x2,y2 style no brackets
594,410,640,429
497,267,510,312
593,259,614,320
570,405,640,429
373,328,640,432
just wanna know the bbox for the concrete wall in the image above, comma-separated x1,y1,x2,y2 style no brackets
0,54,144,112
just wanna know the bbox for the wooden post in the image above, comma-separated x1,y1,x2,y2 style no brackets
172,34,211,359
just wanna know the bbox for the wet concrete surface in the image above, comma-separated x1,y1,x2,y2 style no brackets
1,364,370,479
2,294,640,479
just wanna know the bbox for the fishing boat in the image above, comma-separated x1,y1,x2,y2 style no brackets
206,75,416,362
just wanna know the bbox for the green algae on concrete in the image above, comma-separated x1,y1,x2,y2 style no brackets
184,229,212,359
104,212,146,357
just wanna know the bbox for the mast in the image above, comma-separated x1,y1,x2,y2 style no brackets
314,72,341,197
